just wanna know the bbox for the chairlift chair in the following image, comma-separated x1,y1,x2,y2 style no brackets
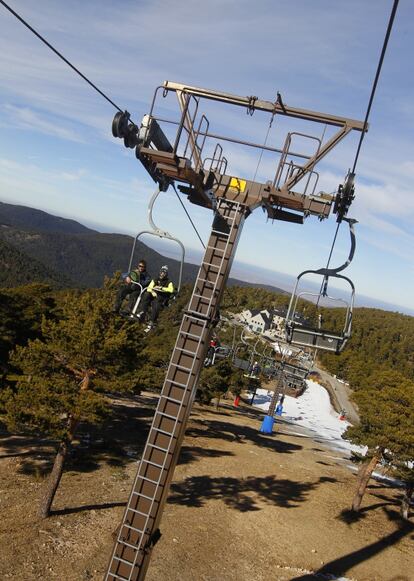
283,360,310,380
123,281,144,321
285,273,354,354
208,345,232,366
232,344,251,372
127,186,186,317
285,218,357,354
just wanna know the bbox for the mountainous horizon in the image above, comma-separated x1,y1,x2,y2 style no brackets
0,201,288,296
1,200,412,317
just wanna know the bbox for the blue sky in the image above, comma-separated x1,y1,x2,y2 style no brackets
0,0,413,313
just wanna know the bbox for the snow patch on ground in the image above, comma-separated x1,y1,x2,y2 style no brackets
249,379,366,457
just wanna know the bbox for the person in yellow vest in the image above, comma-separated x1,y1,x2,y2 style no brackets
137,265,175,332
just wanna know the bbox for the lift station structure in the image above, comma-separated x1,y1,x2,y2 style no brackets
106,81,365,580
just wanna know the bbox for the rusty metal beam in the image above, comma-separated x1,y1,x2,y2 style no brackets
163,80,367,132
280,125,353,193
175,90,203,171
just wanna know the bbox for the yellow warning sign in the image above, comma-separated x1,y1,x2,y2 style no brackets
228,177,246,193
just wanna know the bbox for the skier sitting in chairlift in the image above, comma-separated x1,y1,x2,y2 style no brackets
113,259,151,315
204,335,219,367
250,361,261,378
136,265,175,333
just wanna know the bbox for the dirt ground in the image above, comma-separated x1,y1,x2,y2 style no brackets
0,391,413,581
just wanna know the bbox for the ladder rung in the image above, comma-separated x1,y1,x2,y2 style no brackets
123,522,145,535
211,229,230,238
186,308,210,317
160,394,183,404
153,426,174,437
126,506,150,517
131,490,155,502
113,555,134,568
147,442,170,453
191,293,211,301
107,571,130,581
182,311,206,326
140,474,161,485
141,458,164,470
170,362,193,373
206,245,225,254
166,379,190,389
184,313,208,323
157,410,179,421
179,331,202,341
201,262,220,270
174,347,196,357
118,537,139,551
197,278,216,287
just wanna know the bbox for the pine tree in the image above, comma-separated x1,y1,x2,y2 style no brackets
3,286,138,518
0,284,56,373
131,286,191,393
198,360,240,408
343,370,414,515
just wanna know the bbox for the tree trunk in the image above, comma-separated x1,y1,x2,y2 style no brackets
38,372,91,518
215,395,221,410
38,438,69,518
401,482,413,521
352,450,382,512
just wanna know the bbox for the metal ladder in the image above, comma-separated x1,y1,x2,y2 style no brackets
105,198,249,581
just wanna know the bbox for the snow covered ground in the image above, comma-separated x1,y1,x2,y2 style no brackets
249,379,366,458
249,379,410,495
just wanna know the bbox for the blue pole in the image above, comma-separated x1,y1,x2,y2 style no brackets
260,415,275,434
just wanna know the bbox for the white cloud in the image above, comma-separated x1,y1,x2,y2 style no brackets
60,169,87,181
0,155,147,217
4,104,85,142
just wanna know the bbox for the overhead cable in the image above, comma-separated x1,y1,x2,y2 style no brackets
351,0,399,174
172,183,206,249
324,0,399,279
0,0,209,255
0,0,124,113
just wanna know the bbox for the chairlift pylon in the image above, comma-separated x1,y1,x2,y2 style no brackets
285,218,357,354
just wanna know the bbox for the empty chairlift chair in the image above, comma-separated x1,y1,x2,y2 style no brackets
285,272,354,354
285,219,357,355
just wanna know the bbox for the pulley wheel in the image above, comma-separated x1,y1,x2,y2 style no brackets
124,124,138,148
112,111,129,138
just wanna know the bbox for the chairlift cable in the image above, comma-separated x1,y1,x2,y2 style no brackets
251,109,276,183
2,0,397,315
0,0,125,115
171,183,205,249
351,0,399,175
324,222,341,270
317,1,398,300
319,124,327,144
315,221,340,308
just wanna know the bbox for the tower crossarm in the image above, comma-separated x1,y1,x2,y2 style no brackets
162,81,366,131
119,81,367,223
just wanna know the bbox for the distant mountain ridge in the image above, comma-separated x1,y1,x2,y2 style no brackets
0,201,93,235
0,221,199,289
0,201,287,293
0,236,72,288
